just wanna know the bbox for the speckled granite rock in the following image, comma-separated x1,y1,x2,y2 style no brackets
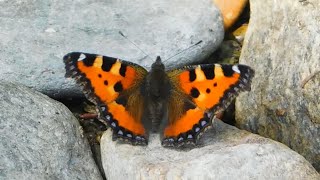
0,0,223,98
0,81,102,180
100,120,319,179
236,0,320,171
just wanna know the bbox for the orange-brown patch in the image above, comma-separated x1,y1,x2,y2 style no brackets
77,61,137,103
164,108,205,137
179,70,191,83
179,70,240,109
108,102,145,135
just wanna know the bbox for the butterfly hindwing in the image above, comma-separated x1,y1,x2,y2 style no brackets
162,64,254,146
64,52,148,145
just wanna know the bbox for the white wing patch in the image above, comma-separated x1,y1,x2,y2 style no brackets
78,53,86,61
232,65,241,74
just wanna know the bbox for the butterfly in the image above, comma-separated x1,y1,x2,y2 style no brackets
64,52,254,147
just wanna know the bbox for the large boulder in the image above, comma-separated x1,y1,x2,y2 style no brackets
100,120,319,179
0,81,102,180
236,0,320,171
0,0,224,98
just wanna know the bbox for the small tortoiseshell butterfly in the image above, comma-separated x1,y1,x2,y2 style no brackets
64,52,254,147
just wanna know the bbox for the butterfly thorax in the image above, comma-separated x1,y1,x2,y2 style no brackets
145,56,170,98
141,56,171,132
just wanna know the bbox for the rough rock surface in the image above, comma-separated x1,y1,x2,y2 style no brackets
100,120,319,179
0,0,224,98
236,0,320,171
0,81,102,180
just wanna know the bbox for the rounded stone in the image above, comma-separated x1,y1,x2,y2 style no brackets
0,0,224,98
100,120,319,179
213,0,248,29
236,0,320,171
0,81,102,179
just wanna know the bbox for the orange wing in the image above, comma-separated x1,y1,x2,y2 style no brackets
163,64,254,147
64,52,148,145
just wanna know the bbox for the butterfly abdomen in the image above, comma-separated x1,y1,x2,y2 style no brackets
141,57,172,132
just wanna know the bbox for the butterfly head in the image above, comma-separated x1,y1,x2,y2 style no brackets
151,56,165,70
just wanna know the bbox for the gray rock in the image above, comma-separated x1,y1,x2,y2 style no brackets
235,0,320,171
100,120,319,179
0,81,102,180
0,0,224,98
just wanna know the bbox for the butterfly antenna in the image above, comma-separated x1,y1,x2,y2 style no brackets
119,31,151,59
163,40,203,63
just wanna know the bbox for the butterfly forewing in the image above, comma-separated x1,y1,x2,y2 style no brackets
162,64,254,146
64,52,149,145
